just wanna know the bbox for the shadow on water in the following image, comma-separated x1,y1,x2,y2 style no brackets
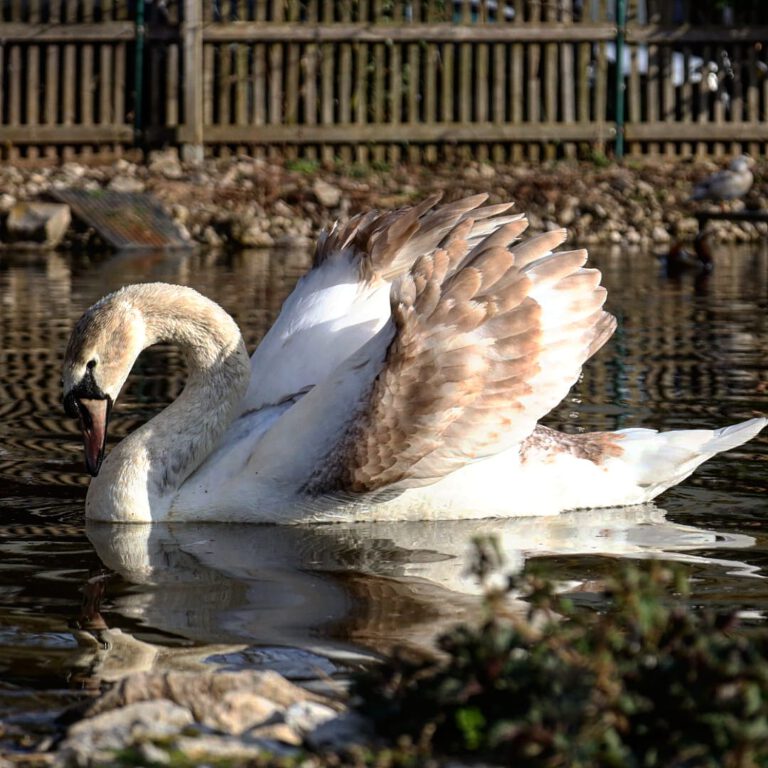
0,241,767,749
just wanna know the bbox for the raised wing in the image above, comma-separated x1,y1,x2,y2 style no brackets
248,199,615,496
243,194,521,411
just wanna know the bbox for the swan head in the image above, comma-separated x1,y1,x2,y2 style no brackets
62,293,146,476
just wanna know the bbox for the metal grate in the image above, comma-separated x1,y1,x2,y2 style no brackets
52,189,191,251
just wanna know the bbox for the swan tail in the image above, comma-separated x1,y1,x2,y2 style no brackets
614,417,767,501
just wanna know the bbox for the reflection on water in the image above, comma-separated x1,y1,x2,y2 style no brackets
1,241,767,747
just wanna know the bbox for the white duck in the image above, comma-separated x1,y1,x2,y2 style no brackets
63,195,766,523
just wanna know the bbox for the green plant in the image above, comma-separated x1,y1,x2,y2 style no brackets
355,551,768,767
285,158,321,174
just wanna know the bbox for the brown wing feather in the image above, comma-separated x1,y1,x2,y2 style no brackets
312,192,521,283
308,200,615,494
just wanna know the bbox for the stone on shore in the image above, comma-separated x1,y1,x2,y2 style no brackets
55,700,194,767
53,669,356,766
5,202,71,248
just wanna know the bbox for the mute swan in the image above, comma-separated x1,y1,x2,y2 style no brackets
691,155,754,202
63,194,766,523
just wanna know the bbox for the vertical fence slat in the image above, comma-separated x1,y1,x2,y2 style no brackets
25,0,41,159
283,0,301,160
560,0,575,159
747,44,759,157
543,0,557,160
731,43,743,156
527,0,542,162
492,42,506,163
407,41,420,164
319,0,334,165
82,0,95,132
594,39,607,154
680,46,692,157
475,16,489,163
338,0,352,164
371,1,386,165
301,0,318,161
269,0,284,161
646,42,659,155
458,0,472,163
167,42,179,130
8,44,21,160
252,0,267,158
354,0,368,166
441,41,455,164
511,38,523,162
233,0,248,155
696,44,710,157
387,2,403,165
627,43,641,156
713,45,725,157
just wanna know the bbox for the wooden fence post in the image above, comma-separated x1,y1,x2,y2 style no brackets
182,0,204,164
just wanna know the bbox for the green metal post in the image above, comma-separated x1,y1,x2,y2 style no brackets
614,0,627,158
134,0,145,143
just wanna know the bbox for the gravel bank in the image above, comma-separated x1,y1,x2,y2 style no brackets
0,151,765,251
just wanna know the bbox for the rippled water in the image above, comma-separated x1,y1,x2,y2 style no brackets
1,241,767,752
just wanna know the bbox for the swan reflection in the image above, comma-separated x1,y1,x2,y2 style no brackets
81,504,757,676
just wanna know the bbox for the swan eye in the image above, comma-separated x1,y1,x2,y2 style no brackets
87,359,97,370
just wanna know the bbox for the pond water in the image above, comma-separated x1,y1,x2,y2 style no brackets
1,240,767,753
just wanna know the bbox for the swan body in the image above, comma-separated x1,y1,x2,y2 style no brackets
63,195,767,523
691,154,755,201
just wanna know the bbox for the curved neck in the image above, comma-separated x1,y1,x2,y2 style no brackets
86,285,250,521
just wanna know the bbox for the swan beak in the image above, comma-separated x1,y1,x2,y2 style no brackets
76,397,112,476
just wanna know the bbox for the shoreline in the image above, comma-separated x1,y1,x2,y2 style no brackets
0,152,765,252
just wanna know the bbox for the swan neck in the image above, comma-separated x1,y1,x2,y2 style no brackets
86,285,250,521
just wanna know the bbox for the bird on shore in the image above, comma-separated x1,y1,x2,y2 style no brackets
62,194,766,524
691,155,755,203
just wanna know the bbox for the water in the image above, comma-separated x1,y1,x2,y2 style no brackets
1,242,767,752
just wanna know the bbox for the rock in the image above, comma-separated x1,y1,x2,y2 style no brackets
274,232,311,249
80,670,328,725
303,710,373,751
652,225,671,243
107,175,146,193
56,700,193,767
0,193,16,213
148,148,183,179
5,202,71,248
172,734,272,762
202,225,223,247
312,179,342,208
284,700,338,736
248,721,303,746
240,227,275,248
205,690,279,735
273,199,294,218
135,742,172,765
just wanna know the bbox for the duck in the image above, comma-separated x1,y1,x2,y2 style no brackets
662,230,714,278
62,194,767,524
691,155,755,202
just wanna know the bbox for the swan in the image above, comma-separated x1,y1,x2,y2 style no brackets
62,194,767,523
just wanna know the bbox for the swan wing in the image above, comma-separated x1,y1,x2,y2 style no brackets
249,213,616,494
242,194,522,411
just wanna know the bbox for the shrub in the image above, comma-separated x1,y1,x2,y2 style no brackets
355,544,768,767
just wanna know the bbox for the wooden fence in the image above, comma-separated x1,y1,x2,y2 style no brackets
0,0,767,163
